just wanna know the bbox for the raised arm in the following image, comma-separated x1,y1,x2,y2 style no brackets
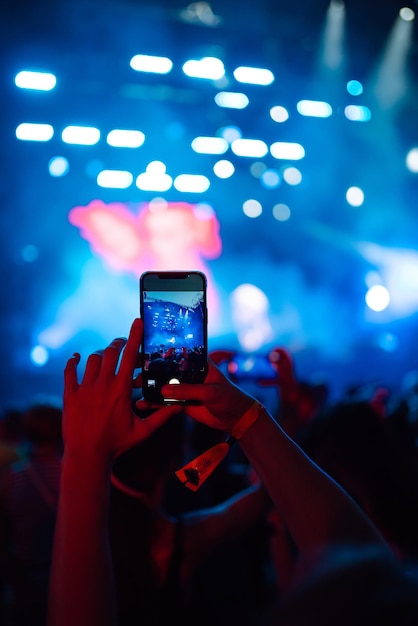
161,361,391,559
48,319,181,626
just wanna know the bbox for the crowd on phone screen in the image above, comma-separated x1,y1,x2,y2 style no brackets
2,330,418,625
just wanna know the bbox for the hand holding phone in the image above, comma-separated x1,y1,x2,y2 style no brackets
140,271,208,404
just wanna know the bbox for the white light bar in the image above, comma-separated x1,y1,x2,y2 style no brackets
130,54,173,74
97,170,133,189
182,57,225,80
191,136,228,154
215,92,249,109
16,123,54,141
296,100,332,117
344,105,371,122
106,129,145,147
270,142,305,160
15,70,57,91
174,174,210,192
136,161,172,191
231,138,268,157
62,126,100,145
233,66,274,85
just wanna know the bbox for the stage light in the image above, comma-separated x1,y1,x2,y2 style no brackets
213,160,235,178
399,7,415,21
270,142,305,160
217,125,242,142
320,0,345,70
48,156,69,177
270,105,289,122
371,7,414,110
260,169,280,189
214,92,249,108
182,56,225,79
62,126,100,145
406,147,418,172
97,170,133,189
173,174,210,192
15,70,56,91
129,54,173,74
344,105,371,121
365,285,390,312
346,186,364,207
296,100,332,117
250,162,267,178
16,123,54,141
191,136,228,154
21,245,39,262
272,203,291,221
233,66,274,85
30,345,49,366
347,80,363,96
136,161,172,191
231,138,268,157
106,129,145,148
179,2,222,27
376,332,398,352
243,199,262,218
283,167,302,185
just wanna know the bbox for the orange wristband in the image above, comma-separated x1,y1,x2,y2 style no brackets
231,400,263,440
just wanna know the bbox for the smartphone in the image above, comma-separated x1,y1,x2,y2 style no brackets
140,271,208,404
227,353,277,381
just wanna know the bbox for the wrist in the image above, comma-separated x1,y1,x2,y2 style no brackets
230,401,263,440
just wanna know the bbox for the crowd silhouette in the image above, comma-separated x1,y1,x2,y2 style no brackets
2,318,418,626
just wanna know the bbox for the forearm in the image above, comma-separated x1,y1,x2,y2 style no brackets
48,456,117,626
238,407,390,556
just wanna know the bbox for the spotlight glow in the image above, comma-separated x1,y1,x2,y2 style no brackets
231,139,268,157
270,105,289,122
213,160,235,178
406,147,418,172
16,123,54,141
30,345,49,366
243,199,262,218
346,186,364,206
48,156,69,177
215,92,249,109
365,285,390,312
106,129,145,148
182,57,225,80
97,170,133,189
15,70,56,91
130,54,173,74
270,142,305,160
62,126,100,145
297,100,332,117
233,66,274,85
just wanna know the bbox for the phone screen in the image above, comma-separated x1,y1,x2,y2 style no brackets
228,353,277,381
140,271,208,403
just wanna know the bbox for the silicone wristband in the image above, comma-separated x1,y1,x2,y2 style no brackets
231,400,263,440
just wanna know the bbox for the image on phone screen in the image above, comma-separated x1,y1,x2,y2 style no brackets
140,272,208,403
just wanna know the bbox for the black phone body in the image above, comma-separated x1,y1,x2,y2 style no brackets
140,271,208,403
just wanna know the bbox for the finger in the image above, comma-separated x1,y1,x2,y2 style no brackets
64,353,80,394
118,318,143,382
83,352,103,384
100,338,127,379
